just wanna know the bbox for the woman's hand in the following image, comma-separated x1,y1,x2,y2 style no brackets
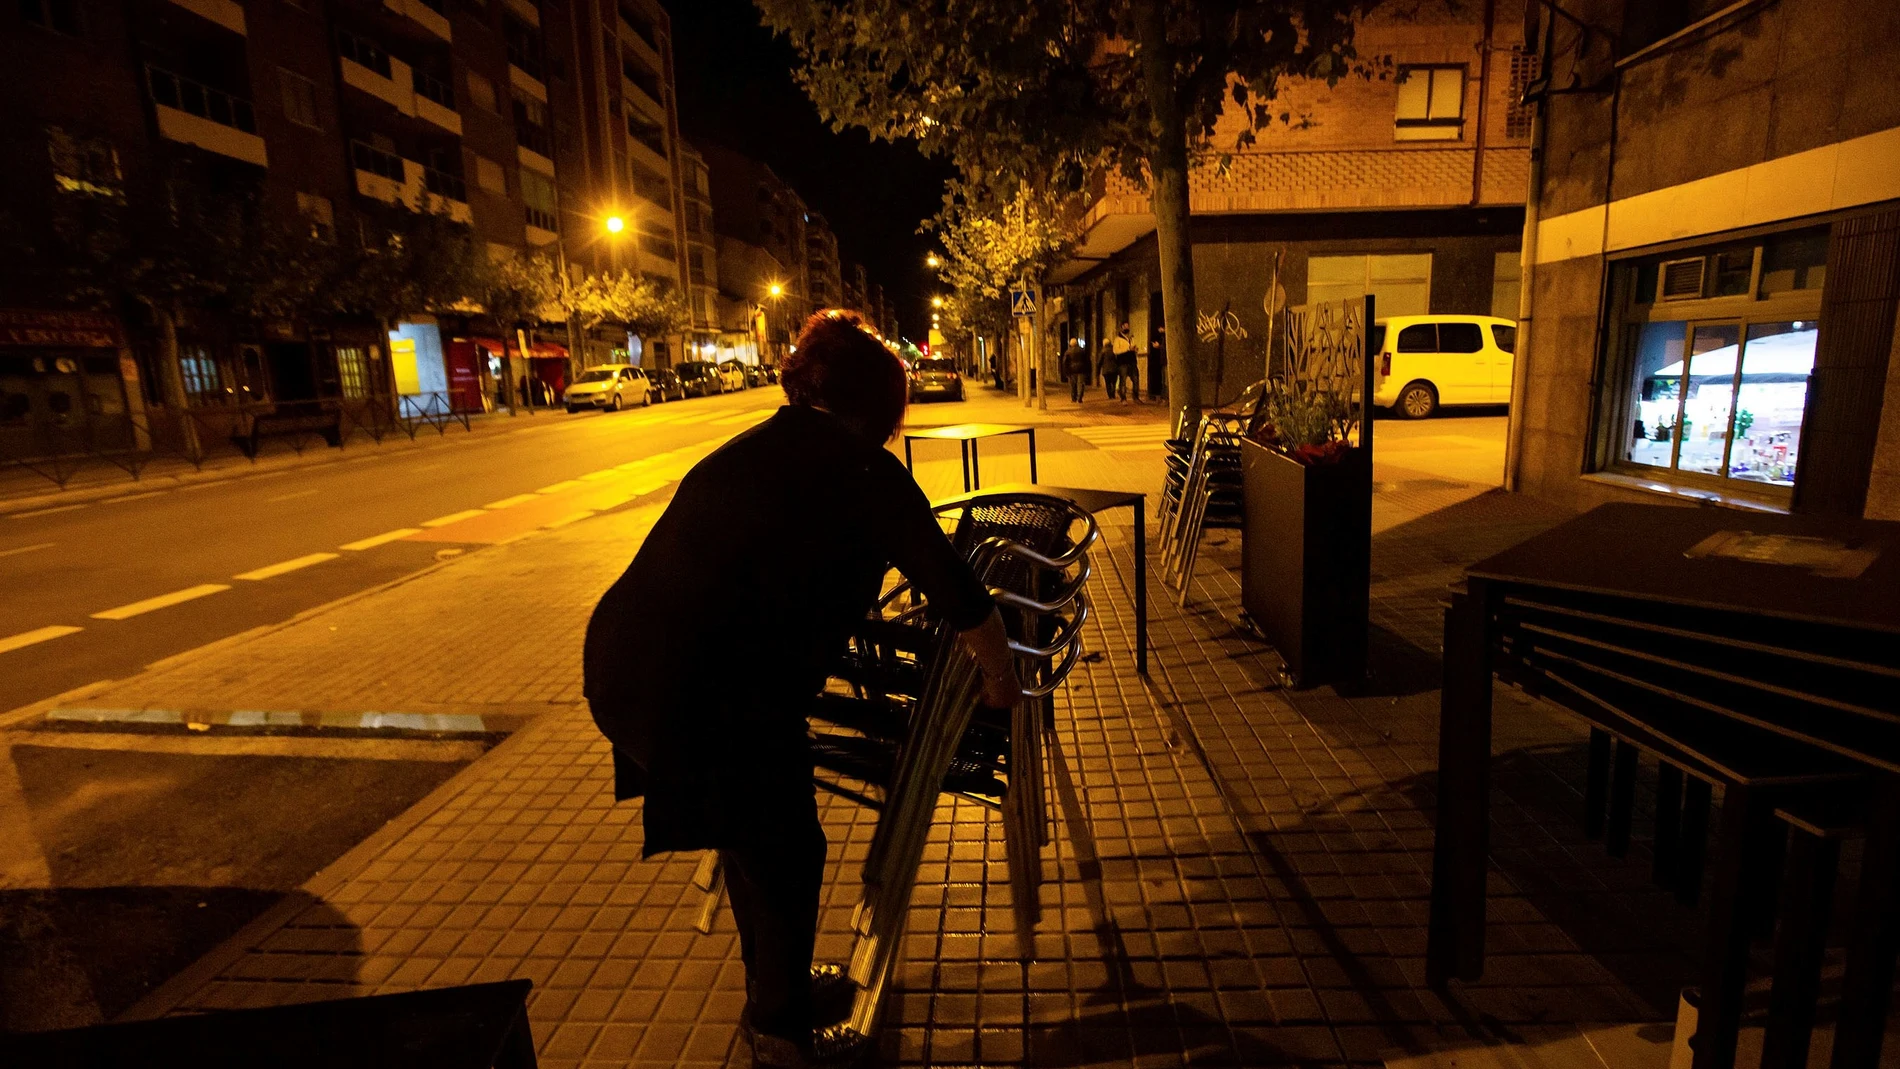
961,609,1022,709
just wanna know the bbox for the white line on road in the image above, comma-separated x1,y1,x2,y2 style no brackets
339,528,422,551
579,469,620,481
0,542,55,560
666,411,726,425
91,583,231,621
103,490,167,504
234,552,340,581
0,625,83,655
266,489,321,503
484,493,540,509
544,510,595,529
421,508,488,527
8,504,87,519
536,480,585,494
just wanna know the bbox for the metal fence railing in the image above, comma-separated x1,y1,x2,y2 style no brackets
0,392,482,491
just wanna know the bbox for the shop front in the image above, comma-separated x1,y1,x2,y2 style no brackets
0,309,144,462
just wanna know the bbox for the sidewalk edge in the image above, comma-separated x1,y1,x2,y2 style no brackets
115,702,578,1022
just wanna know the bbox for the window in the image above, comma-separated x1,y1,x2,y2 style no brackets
504,16,543,81
280,69,321,129
148,67,257,133
466,71,498,112
336,30,391,79
512,91,551,156
625,111,664,156
351,140,404,181
1396,324,1437,352
179,346,224,404
1395,65,1464,141
1504,46,1538,140
1596,227,1827,496
1492,250,1521,319
1438,322,1484,353
20,0,79,34
1491,324,1516,353
474,155,506,195
46,127,121,197
521,168,558,231
1307,253,1431,317
335,346,372,399
414,69,453,109
296,192,334,238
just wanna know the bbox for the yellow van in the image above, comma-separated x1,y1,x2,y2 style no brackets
1370,315,1517,419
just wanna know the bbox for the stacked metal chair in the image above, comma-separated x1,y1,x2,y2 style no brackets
1156,379,1266,602
693,492,1098,1041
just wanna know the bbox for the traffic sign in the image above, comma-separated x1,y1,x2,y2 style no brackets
1009,285,1038,317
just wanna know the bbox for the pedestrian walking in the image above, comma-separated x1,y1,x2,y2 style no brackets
1061,337,1090,403
1108,325,1133,401
1147,328,1168,402
583,310,1021,1069
1097,337,1119,401
1114,323,1139,402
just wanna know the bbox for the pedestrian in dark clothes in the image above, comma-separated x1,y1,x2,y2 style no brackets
1114,323,1139,402
1061,338,1091,403
583,310,1021,1069
1097,338,1119,400
1147,329,1168,402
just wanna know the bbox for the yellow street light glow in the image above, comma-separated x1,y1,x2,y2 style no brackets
767,282,784,298
925,253,941,269
604,216,626,234
930,296,944,308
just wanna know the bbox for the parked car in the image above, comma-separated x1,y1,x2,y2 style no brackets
564,364,650,412
715,360,750,391
675,361,725,397
743,364,771,389
907,357,965,403
647,367,687,403
1370,315,1517,419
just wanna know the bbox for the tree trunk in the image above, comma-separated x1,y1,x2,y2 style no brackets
1133,0,1202,435
150,302,202,461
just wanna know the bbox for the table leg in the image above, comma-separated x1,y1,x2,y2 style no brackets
1654,762,1683,887
1027,428,1038,483
1134,498,1147,677
1428,579,1493,985
971,440,982,489
1692,783,1775,1069
1607,738,1638,858
1761,827,1838,1069
905,438,915,474
960,441,972,493
1679,777,1713,907
1830,772,1900,1069
1585,728,1611,839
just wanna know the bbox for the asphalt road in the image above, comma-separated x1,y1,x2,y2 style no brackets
0,386,793,717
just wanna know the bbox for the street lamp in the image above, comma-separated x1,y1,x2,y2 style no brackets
930,295,944,309
925,252,941,269
768,281,784,299
604,215,626,234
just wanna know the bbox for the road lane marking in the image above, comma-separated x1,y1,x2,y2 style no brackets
339,528,421,551
103,490,166,504
234,552,340,581
8,504,87,519
544,510,595,529
579,469,619,481
421,508,488,527
266,489,320,503
91,583,230,621
484,493,540,509
0,625,83,655
0,542,55,560
666,411,725,425
536,480,584,494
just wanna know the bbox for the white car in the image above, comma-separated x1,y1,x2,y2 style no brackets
1370,315,1517,419
564,364,651,412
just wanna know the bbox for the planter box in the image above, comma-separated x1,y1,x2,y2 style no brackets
1240,438,1372,687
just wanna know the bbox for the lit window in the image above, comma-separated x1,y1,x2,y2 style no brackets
296,192,334,238
335,346,372,399
1395,66,1464,141
521,168,558,232
179,346,224,404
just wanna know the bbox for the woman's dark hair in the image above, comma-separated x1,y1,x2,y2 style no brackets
780,309,908,442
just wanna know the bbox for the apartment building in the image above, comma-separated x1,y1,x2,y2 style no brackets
1507,0,1900,521
805,210,843,311
678,141,719,354
1049,0,1531,399
699,142,811,328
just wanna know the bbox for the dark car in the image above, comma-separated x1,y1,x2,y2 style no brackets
907,357,965,402
743,364,771,388
648,367,687,402
675,361,724,397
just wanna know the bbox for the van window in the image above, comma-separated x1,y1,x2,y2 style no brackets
1396,324,1437,352
1368,325,1387,353
1438,322,1484,353
1491,324,1516,353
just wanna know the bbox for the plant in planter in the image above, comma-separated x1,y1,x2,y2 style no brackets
1238,299,1374,688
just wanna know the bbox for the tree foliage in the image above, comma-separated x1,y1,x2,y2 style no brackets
569,269,692,338
928,180,1082,346
481,251,563,331
329,198,488,326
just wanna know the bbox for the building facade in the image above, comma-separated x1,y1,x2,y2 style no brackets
677,140,719,354
804,210,843,311
699,143,812,337
1049,0,1531,402
1508,0,1900,520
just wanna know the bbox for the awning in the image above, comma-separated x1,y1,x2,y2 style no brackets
468,337,568,358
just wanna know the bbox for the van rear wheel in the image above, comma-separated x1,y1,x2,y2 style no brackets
1396,381,1437,419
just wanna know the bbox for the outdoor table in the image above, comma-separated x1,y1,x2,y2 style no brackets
935,482,1147,675
1427,502,1900,1069
903,423,1038,492
0,979,536,1068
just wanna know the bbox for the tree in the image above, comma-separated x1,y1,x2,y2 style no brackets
928,180,1082,394
480,251,563,409
756,0,1379,428
568,269,692,342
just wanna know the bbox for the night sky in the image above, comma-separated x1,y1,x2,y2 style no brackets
660,0,952,340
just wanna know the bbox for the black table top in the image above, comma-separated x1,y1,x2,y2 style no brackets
934,482,1144,512
1468,503,1900,635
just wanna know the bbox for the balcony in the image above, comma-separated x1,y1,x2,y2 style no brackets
352,140,471,223
509,62,546,103
381,0,450,41
338,44,460,134
165,0,244,35
413,70,462,134
622,77,664,125
147,67,267,167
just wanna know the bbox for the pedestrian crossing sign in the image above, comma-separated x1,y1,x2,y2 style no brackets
1009,286,1038,317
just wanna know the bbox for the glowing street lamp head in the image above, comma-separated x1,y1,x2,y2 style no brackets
767,282,784,299
604,216,626,234
930,295,944,308
925,252,941,269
